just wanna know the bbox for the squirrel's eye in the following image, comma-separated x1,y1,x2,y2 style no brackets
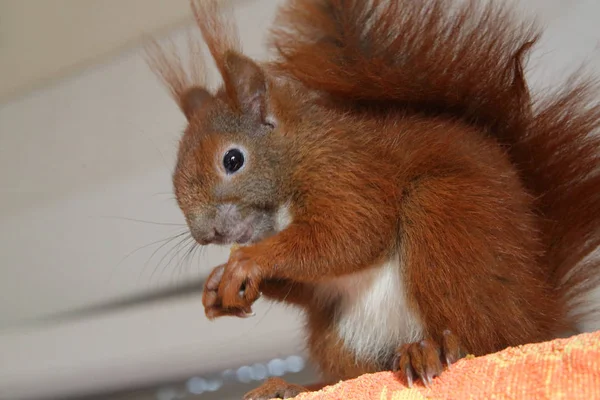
223,148,245,174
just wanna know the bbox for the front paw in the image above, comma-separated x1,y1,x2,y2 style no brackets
392,330,466,387
216,248,263,311
202,264,255,319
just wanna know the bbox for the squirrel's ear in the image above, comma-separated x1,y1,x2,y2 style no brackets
223,51,272,125
180,87,212,121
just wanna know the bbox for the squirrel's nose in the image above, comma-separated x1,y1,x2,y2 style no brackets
189,221,227,245
188,213,213,244
187,207,239,245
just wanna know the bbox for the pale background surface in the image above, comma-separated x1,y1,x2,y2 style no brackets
0,0,192,103
0,0,599,399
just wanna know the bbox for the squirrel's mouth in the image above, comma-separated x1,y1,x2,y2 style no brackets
196,221,257,246
203,226,253,246
188,203,281,246
233,226,254,244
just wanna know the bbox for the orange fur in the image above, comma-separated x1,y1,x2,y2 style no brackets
269,0,600,332
147,0,600,397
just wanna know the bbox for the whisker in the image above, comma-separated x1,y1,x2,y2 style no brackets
151,234,193,281
143,129,170,170
173,237,197,278
179,239,199,277
151,234,191,280
226,283,297,342
170,236,198,280
125,121,172,171
123,231,188,265
107,230,187,283
251,284,295,332
190,244,209,276
99,215,185,226
152,192,176,197
189,242,203,274
140,232,191,282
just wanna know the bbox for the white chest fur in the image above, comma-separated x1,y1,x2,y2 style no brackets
314,256,424,363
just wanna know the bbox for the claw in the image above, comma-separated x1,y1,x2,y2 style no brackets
442,330,465,366
237,309,255,318
205,308,219,320
395,345,415,387
423,369,437,387
404,365,414,388
393,337,450,388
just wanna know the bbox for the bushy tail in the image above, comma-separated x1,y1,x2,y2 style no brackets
270,0,600,327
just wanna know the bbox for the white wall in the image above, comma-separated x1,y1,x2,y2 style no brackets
0,0,599,399
0,0,193,103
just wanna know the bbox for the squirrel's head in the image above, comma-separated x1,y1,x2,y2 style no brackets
147,1,295,246
172,52,292,245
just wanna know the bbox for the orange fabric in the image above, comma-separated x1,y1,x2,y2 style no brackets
293,331,600,399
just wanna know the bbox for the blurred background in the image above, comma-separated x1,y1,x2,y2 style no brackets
0,0,599,399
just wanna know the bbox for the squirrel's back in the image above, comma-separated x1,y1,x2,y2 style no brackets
270,0,600,329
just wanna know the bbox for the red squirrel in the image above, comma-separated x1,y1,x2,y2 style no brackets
146,0,600,398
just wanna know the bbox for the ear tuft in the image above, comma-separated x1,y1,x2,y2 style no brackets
181,87,213,121
224,51,270,124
